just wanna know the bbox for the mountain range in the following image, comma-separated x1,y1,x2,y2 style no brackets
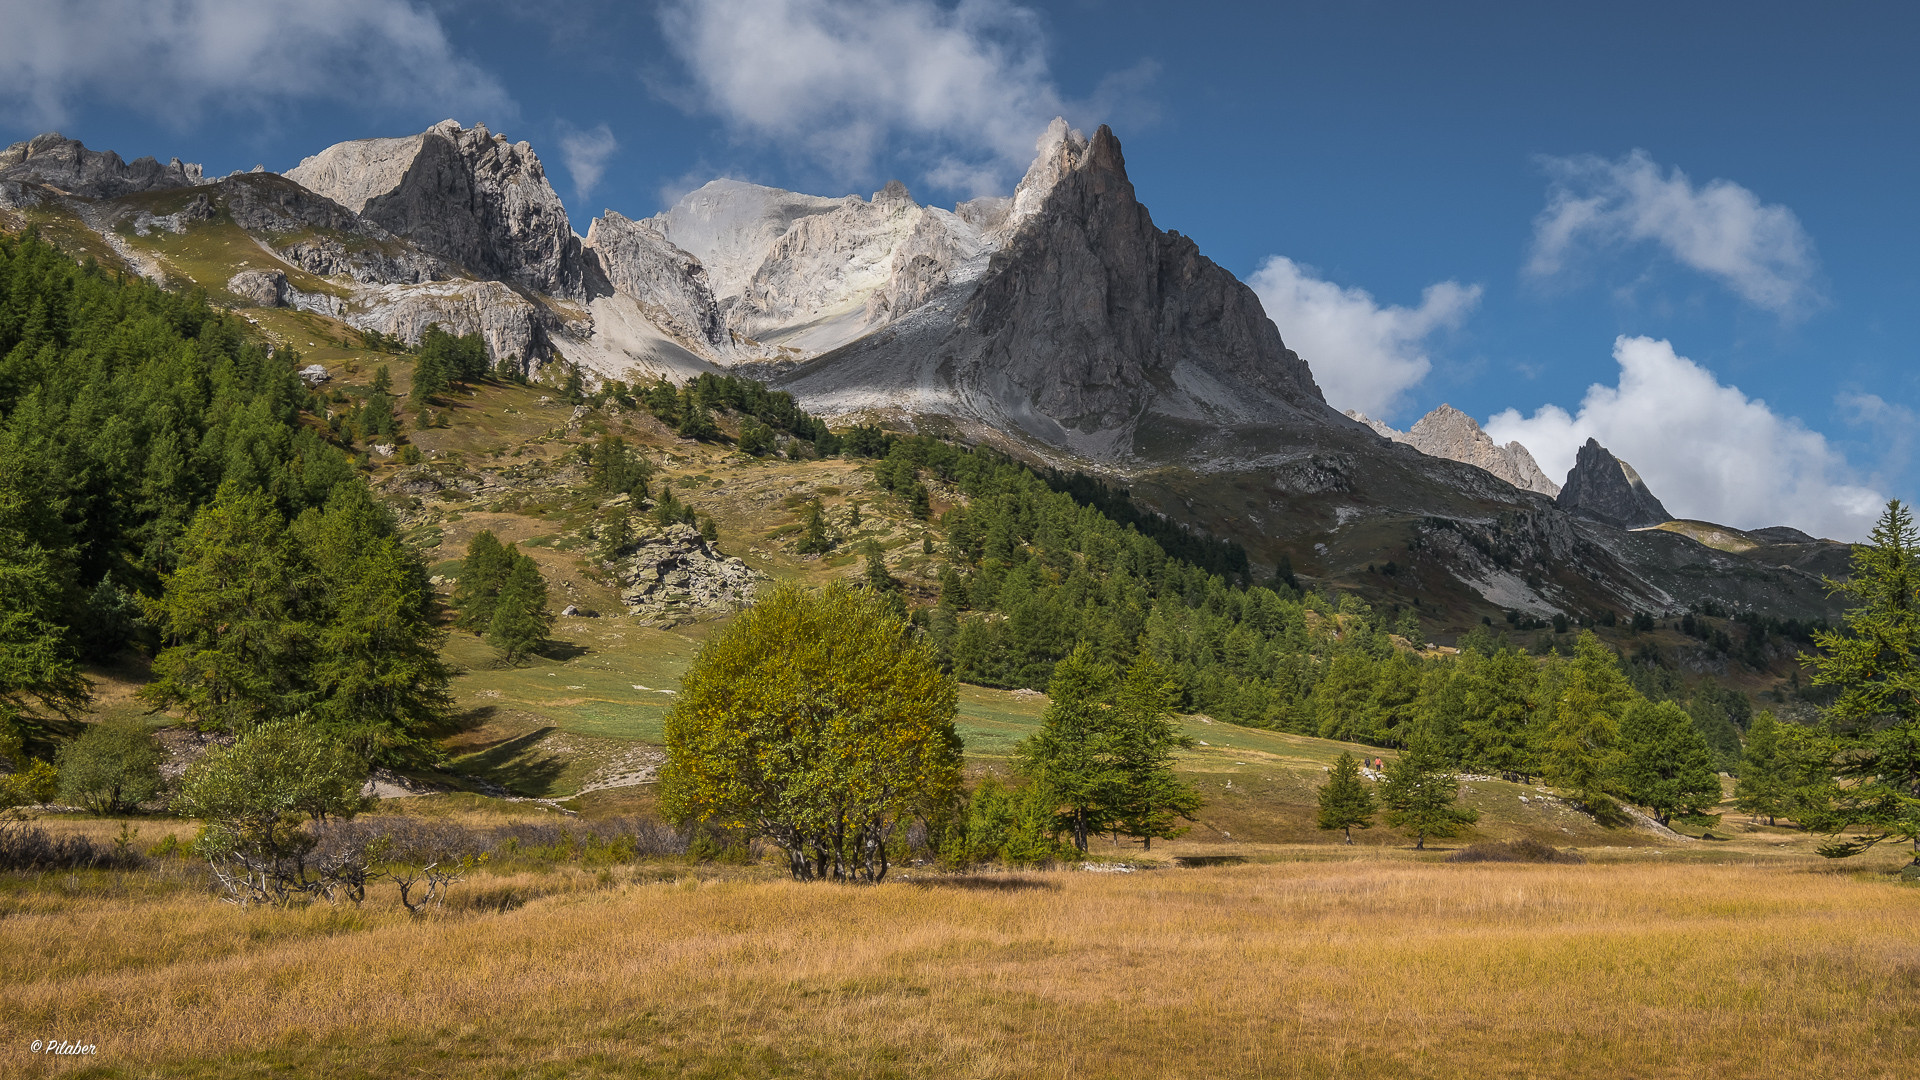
0,120,1851,628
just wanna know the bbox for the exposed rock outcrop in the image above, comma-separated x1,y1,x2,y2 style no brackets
341,279,541,363
215,173,445,285
1557,438,1672,528
287,120,587,299
779,121,1329,460
227,269,289,307
0,133,204,202
614,523,765,621
644,179,843,302
1348,404,1560,496
583,211,730,358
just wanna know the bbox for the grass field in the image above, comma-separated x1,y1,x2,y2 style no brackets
4,850,1916,1079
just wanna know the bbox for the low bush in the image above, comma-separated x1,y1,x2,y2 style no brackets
0,816,148,872
1446,839,1585,864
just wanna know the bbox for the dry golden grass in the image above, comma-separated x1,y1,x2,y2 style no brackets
5,857,1916,1078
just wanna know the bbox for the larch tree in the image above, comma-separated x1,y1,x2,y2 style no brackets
1018,643,1122,852
1317,750,1377,844
1108,653,1202,850
486,550,552,664
1380,737,1479,850
452,531,511,633
1618,699,1724,826
1735,711,1787,825
1805,499,1920,862
1542,632,1634,815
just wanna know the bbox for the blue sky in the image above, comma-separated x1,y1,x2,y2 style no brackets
1,0,1913,539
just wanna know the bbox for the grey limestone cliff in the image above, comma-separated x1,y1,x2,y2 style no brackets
1557,438,1672,528
779,121,1329,460
583,211,731,358
0,133,204,204
287,120,587,299
1347,404,1560,496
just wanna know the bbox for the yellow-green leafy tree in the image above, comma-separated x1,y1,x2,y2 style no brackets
661,583,961,881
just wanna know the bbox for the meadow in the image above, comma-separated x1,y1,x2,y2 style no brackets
3,844,1915,1079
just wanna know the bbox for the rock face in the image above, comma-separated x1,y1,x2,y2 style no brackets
227,269,289,307
1557,438,1672,528
216,173,444,285
779,122,1330,460
341,279,540,364
615,523,765,621
583,211,730,357
287,120,587,299
0,133,203,202
1350,404,1560,496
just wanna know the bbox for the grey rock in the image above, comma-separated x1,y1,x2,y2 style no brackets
780,122,1329,461
644,179,844,302
343,279,541,362
613,522,765,617
287,120,587,299
0,132,204,200
1557,438,1672,528
1351,404,1560,496
230,269,290,307
583,210,730,356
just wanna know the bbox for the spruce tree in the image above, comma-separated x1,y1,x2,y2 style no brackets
1735,711,1786,825
1618,699,1723,826
1805,499,1920,862
1317,750,1377,844
1380,739,1478,849
486,552,552,664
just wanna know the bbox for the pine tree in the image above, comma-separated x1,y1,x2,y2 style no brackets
1317,750,1377,844
452,531,511,633
1618,699,1723,825
796,498,832,554
1805,499,1920,862
1736,711,1786,825
486,552,552,664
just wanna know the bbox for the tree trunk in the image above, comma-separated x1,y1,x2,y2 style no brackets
1073,809,1088,853
1414,834,1425,851
1344,825,1353,845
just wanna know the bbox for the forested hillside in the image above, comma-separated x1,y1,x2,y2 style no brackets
0,232,447,763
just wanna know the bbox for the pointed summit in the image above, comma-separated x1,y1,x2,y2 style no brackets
1557,438,1671,528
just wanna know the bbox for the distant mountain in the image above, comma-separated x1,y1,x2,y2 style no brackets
1345,404,1560,496
0,122,1853,627
1557,438,1672,529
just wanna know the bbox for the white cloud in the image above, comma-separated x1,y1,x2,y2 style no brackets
1247,256,1481,420
1526,150,1820,317
0,0,511,128
557,124,618,203
1484,336,1882,540
657,0,1070,193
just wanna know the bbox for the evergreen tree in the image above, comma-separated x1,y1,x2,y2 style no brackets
677,399,718,441
0,451,87,756
1543,632,1633,813
371,365,391,393
1017,644,1121,852
410,345,451,405
452,531,511,633
1736,711,1786,825
486,552,552,664
1109,653,1201,849
1317,750,1377,844
1805,499,1920,862
796,498,833,555
1777,722,1842,832
1380,739,1479,849
141,485,318,732
1618,699,1723,825
737,418,775,456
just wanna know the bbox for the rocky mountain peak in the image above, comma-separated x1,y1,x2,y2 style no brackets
1407,404,1560,496
0,133,204,200
1008,117,1088,224
287,120,586,299
1557,437,1672,528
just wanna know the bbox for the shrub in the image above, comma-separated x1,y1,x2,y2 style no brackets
1446,839,1584,864
56,719,163,814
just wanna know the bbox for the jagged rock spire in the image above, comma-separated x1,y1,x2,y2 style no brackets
1556,438,1672,528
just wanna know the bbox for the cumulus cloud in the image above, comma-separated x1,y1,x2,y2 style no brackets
657,0,1071,193
0,0,511,127
1526,150,1820,317
557,124,618,203
1248,256,1482,420
1484,336,1881,540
